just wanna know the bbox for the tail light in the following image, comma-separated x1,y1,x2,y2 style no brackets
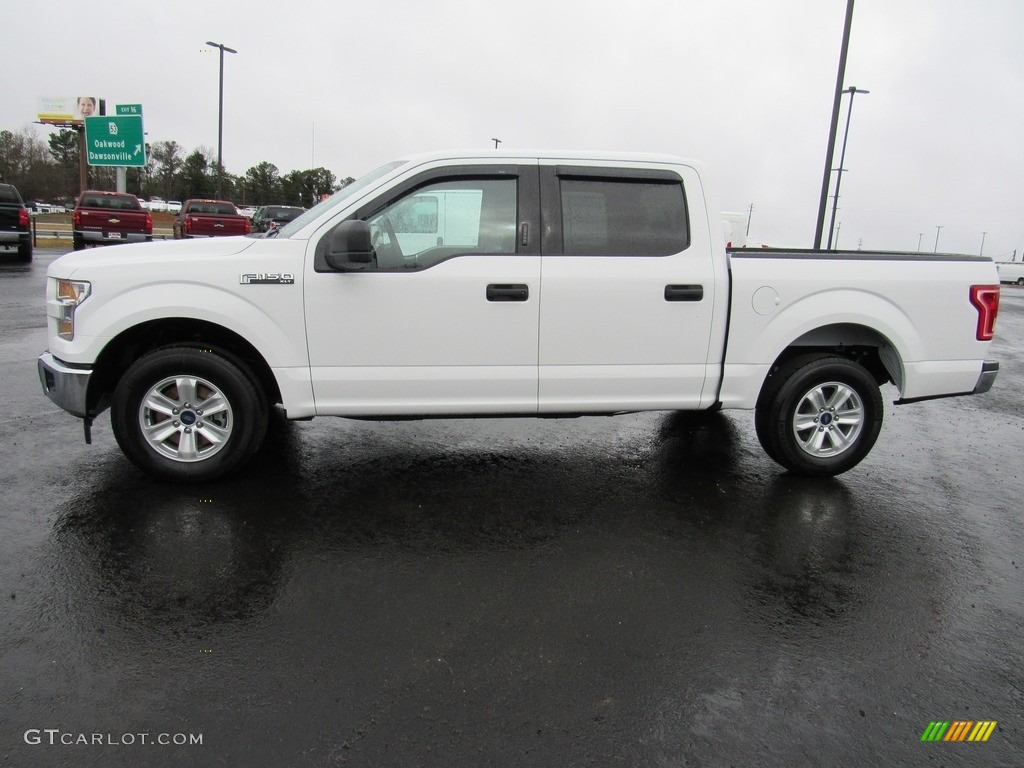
144,212,153,234
73,209,81,227
243,218,251,235
185,216,193,234
19,208,29,227
970,285,999,341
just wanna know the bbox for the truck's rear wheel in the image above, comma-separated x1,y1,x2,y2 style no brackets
111,347,268,482
18,240,32,262
755,355,883,476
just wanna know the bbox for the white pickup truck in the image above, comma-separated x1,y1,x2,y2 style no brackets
38,150,1001,481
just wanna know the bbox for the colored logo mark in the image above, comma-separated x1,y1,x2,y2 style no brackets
921,721,997,742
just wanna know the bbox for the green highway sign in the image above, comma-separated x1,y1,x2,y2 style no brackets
116,104,143,116
84,115,146,167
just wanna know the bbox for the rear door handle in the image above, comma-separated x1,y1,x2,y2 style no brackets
487,284,529,302
664,284,704,302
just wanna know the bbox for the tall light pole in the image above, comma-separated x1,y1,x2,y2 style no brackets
814,0,856,249
934,225,943,253
979,231,987,256
206,40,237,199
826,86,869,250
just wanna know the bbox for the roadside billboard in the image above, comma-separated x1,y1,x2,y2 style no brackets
37,96,105,125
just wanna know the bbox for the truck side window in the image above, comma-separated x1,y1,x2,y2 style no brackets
560,179,688,256
366,178,517,271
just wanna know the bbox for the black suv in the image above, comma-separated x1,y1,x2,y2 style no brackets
0,183,32,261
251,205,305,234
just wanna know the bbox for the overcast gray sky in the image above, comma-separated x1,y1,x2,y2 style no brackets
8,0,1023,257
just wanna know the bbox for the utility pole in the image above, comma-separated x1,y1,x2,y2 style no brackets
934,225,943,254
206,41,237,199
745,203,754,238
826,86,869,250
814,0,856,249
917,233,924,252
979,231,987,256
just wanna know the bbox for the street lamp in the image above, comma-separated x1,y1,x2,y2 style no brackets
206,40,237,199
813,0,856,249
934,225,943,253
826,86,869,250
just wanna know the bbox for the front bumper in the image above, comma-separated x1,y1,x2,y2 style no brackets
38,352,91,418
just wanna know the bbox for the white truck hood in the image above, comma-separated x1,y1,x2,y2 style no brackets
49,236,259,279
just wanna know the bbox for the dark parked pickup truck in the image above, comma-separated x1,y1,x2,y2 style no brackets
251,205,306,233
173,199,251,238
73,191,153,250
0,183,32,261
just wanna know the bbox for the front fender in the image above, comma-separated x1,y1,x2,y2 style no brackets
50,280,308,370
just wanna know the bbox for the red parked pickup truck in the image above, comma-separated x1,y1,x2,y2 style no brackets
73,191,153,250
173,199,251,239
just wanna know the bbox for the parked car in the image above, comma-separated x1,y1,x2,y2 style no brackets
147,197,168,213
173,199,251,238
0,182,32,261
27,201,65,215
72,191,153,250
167,200,182,215
251,205,306,233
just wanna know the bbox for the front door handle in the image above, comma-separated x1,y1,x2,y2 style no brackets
487,284,529,302
664,284,704,302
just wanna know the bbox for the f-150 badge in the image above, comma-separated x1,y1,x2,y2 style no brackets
240,272,295,284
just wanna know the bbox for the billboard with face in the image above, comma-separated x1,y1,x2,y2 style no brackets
37,96,103,125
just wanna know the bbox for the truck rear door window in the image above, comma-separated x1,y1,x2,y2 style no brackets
560,179,688,256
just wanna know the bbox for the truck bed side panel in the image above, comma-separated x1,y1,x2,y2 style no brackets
721,250,998,408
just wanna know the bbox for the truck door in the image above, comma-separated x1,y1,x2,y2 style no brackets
304,163,541,415
536,163,720,411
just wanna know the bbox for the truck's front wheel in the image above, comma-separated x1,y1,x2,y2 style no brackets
755,355,883,476
111,347,268,482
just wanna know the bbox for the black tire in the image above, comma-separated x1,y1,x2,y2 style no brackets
755,355,883,476
1017,277,1024,286
73,235,85,251
111,347,268,482
17,239,32,262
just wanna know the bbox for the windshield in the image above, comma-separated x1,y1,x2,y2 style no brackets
273,160,407,238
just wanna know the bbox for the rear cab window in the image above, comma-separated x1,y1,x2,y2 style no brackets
542,166,690,256
0,185,23,205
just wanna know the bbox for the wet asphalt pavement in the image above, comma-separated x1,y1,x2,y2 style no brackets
1,249,1021,767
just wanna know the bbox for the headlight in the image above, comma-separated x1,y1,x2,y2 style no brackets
54,278,91,340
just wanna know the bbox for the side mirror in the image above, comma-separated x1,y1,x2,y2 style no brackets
326,220,374,271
